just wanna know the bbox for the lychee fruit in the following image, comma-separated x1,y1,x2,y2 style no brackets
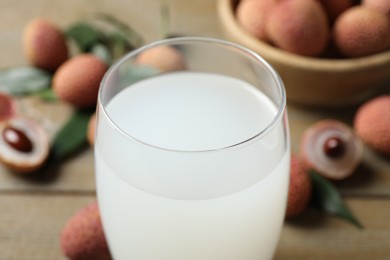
286,154,312,218
23,18,68,71
300,120,363,180
354,95,390,157
363,0,390,18
318,0,354,22
87,113,96,146
0,116,50,174
60,202,112,260
135,45,185,72
53,54,107,108
0,93,16,122
265,0,330,56
333,6,390,58
236,0,278,41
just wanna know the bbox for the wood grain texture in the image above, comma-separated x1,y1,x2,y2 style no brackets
0,193,96,260
276,198,390,259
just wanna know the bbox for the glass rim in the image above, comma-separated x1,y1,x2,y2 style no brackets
98,36,287,153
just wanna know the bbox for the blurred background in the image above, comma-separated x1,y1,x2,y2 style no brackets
0,0,389,259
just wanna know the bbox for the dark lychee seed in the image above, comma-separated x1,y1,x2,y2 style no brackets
3,126,33,153
323,136,345,158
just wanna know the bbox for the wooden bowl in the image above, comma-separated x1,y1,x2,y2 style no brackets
217,0,390,107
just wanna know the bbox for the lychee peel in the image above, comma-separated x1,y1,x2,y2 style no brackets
53,54,107,108
236,0,277,40
23,18,68,71
286,154,312,217
60,202,112,260
135,45,186,72
0,93,16,122
333,6,390,57
354,95,390,157
265,0,330,56
318,0,354,22
363,0,390,18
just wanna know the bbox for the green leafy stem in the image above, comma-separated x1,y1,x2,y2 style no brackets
310,170,364,229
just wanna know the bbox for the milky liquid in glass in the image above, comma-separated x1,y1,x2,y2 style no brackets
95,71,289,260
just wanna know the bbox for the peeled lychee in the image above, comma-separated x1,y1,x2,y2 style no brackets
60,202,112,260
300,120,363,180
53,54,107,108
318,0,354,22
135,45,185,72
363,0,390,18
0,116,50,174
265,0,329,56
354,95,390,157
286,154,312,218
236,0,278,40
333,6,390,58
23,18,68,71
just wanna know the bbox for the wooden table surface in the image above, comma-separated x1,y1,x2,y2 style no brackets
1,0,389,259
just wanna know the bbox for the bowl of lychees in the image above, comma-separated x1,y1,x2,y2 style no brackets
218,0,390,107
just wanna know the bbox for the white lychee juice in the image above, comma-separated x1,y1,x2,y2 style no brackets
95,71,289,260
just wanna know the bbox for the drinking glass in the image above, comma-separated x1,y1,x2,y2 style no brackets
95,37,290,260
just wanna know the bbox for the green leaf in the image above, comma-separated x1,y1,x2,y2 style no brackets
91,43,113,65
108,32,132,59
51,110,92,160
118,64,159,90
91,13,144,48
34,88,58,102
0,66,51,95
66,22,103,52
310,170,363,229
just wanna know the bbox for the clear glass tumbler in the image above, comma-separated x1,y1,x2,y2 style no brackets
95,37,290,260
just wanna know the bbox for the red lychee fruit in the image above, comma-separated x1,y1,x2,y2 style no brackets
236,0,278,40
0,93,16,122
53,54,107,108
318,0,354,22
363,0,390,18
333,6,390,57
286,154,312,217
23,18,68,71
354,95,390,157
135,45,185,72
265,0,330,56
60,202,112,260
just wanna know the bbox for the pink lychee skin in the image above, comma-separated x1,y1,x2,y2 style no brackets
317,0,354,22
354,95,390,157
135,45,185,72
333,6,390,58
0,93,16,122
23,18,68,71
53,54,108,108
265,0,330,56
236,0,278,40
363,0,390,18
286,154,312,218
60,202,112,260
